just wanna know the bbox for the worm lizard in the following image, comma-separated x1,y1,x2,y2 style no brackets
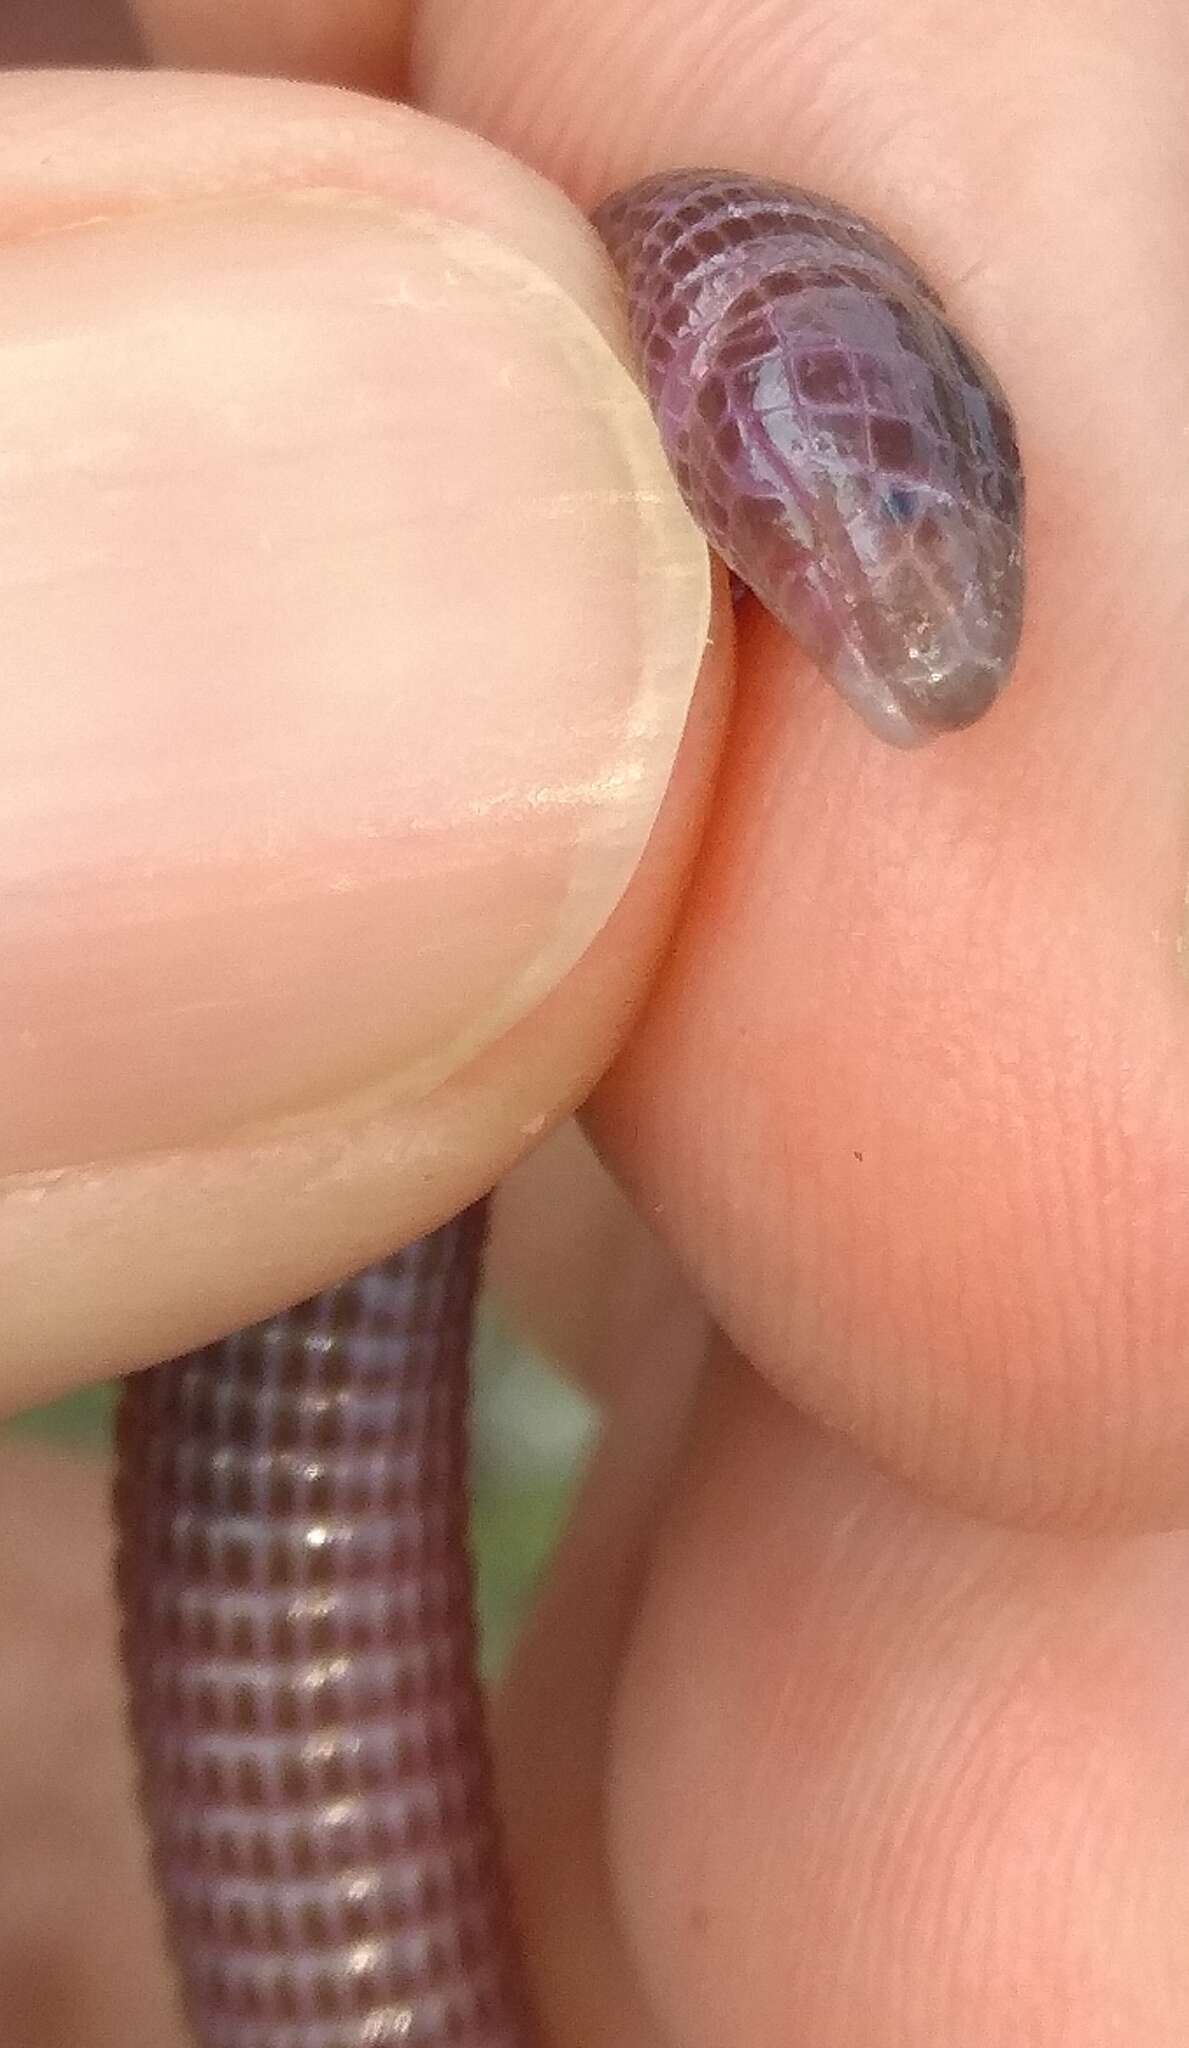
113,168,1025,2048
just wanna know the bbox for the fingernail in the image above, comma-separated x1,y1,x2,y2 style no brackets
0,197,709,1172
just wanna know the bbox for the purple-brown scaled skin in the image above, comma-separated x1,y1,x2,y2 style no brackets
112,172,1026,2048
594,170,1025,745
115,1208,537,2048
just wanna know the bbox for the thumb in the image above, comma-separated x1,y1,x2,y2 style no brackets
0,71,719,1405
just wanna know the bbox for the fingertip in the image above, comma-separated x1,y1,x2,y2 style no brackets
0,73,725,1404
594,591,1189,1531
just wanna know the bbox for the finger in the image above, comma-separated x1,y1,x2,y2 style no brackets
0,1443,185,2048
487,1119,708,1410
505,1342,1189,2048
0,70,722,1408
134,0,408,90
417,0,1189,1526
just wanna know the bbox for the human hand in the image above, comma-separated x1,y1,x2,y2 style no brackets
4,2,1189,2044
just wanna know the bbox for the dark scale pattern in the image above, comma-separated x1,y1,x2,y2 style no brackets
115,1208,538,2048
595,169,1025,745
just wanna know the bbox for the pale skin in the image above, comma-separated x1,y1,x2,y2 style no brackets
3,2,1189,2044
